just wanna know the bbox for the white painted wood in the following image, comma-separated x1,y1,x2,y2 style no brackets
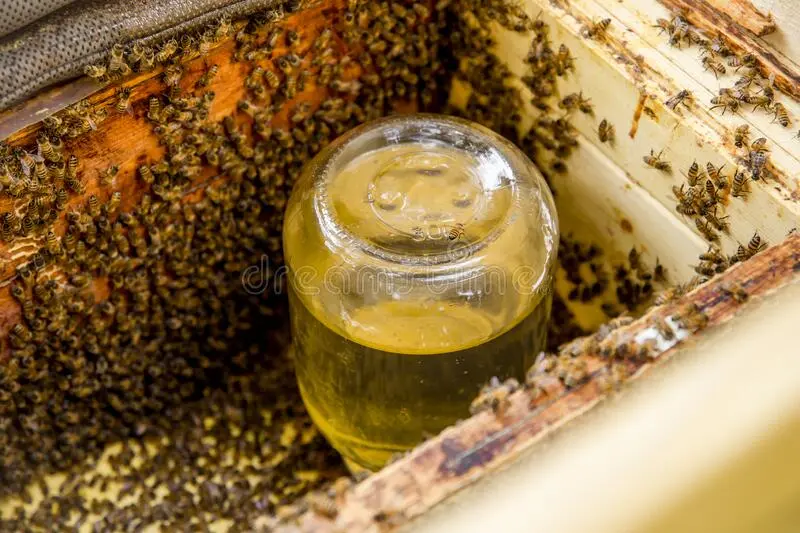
491,0,799,261
410,280,800,533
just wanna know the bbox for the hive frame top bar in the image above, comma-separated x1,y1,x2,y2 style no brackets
0,0,288,113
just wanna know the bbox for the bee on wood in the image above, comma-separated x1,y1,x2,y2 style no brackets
772,102,791,127
721,282,748,303
749,150,768,180
36,134,59,162
559,91,593,115
677,303,709,332
669,16,690,47
285,29,300,48
710,93,739,114
750,137,769,153
106,191,122,214
653,18,673,36
470,376,520,415
598,119,615,143
704,208,729,232
665,89,691,110
583,17,611,40
100,165,118,185
731,168,749,198
747,232,767,256
155,39,178,63
702,56,726,79
686,160,702,186
695,218,719,242
733,124,750,147
643,149,671,172
728,53,756,71
147,96,162,122
196,65,219,87
114,88,132,114
84,64,107,80
554,44,576,76
699,244,727,266
743,93,772,112
673,184,692,214
694,261,716,276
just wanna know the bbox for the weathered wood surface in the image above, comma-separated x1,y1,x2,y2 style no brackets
702,0,776,37
659,0,799,99
277,233,800,533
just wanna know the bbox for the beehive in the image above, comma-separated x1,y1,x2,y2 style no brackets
0,0,797,531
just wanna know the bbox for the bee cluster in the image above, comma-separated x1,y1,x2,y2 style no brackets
0,0,776,527
656,11,794,128
1,0,593,528
559,237,666,318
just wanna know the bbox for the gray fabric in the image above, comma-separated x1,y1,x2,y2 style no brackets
0,0,284,112
0,0,76,38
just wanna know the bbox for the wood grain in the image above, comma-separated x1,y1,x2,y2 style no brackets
659,0,800,99
703,0,776,37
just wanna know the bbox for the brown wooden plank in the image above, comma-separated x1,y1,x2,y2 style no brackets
276,233,800,533
703,0,776,37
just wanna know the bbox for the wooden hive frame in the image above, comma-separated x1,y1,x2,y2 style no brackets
0,0,798,530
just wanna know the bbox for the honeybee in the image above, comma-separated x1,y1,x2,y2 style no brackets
559,92,593,115
710,93,739,114
749,150,768,180
772,102,791,127
733,124,750,147
583,17,611,40
469,376,520,415
702,56,726,78
669,15,690,47
721,282,748,303
643,149,671,172
695,218,719,242
36,134,58,162
598,119,615,143
731,168,749,198
747,232,766,256
447,223,465,240
101,164,119,185
107,191,122,213
197,64,219,87
155,39,178,63
706,162,726,188
653,18,673,35
84,64,107,80
743,93,772,112
750,137,769,152
704,208,729,232
727,53,756,70
665,89,691,110
686,160,702,186
554,44,576,76
147,97,162,122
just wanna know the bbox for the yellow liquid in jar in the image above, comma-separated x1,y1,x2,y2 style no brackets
289,286,551,470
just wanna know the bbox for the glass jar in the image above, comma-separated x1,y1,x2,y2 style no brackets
283,114,558,471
